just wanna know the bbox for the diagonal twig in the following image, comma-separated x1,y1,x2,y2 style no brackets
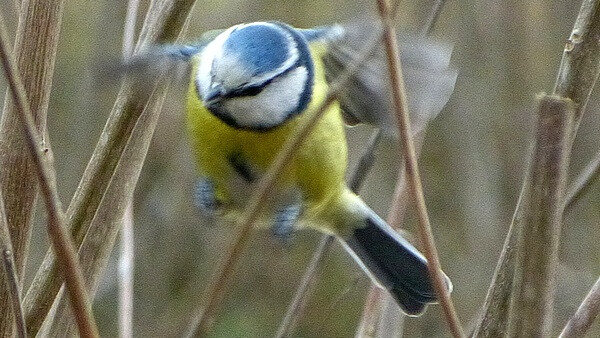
559,275,600,338
373,0,464,337
0,12,99,338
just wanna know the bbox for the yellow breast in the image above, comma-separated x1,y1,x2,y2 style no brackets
185,43,348,212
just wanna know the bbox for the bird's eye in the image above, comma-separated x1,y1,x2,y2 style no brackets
236,85,264,97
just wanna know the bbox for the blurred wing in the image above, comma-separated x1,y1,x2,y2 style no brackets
109,28,226,84
321,23,457,135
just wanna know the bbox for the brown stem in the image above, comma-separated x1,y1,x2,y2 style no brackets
373,0,464,336
22,0,198,335
0,0,65,334
506,95,573,336
0,13,99,338
472,1,600,336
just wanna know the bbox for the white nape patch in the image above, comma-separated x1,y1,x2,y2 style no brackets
223,66,309,128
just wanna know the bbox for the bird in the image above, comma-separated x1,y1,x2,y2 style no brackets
128,20,456,316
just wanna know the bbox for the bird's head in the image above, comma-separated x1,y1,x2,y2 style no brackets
195,22,314,131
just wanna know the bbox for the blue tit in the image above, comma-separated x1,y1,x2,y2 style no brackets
134,21,456,316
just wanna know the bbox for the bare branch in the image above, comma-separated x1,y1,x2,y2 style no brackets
118,2,140,336
373,0,464,336
0,0,66,334
24,0,195,334
560,276,600,338
0,12,98,338
0,189,26,338
473,1,600,335
275,235,336,338
506,95,573,336
119,204,135,338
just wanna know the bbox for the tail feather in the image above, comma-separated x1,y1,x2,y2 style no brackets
343,210,451,316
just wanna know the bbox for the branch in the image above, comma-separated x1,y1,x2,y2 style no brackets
119,204,135,338
559,276,600,338
506,95,573,336
473,1,600,335
0,189,26,338
0,0,66,334
0,12,99,338
118,2,140,337
30,0,198,335
374,0,464,336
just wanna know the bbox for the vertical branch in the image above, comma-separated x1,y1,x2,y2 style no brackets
22,0,197,335
506,95,573,336
473,1,600,336
119,2,140,337
0,12,99,338
373,0,464,336
0,0,65,334
0,189,26,338
559,276,600,338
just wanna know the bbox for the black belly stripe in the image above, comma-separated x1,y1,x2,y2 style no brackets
228,152,255,182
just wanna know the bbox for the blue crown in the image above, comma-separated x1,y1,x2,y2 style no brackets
223,23,293,76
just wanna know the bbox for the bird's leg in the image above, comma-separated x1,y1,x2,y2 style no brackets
194,178,221,215
271,204,302,242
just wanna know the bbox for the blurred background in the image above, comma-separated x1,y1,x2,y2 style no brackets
1,0,599,336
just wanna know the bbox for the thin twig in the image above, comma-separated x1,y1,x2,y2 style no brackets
473,1,600,336
275,235,336,338
187,25,389,337
421,0,447,36
22,1,197,335
0,189,26,338
123,0,141,59
559,276,600,338
0,13,99,338
564,148,600,210
374,0,464,336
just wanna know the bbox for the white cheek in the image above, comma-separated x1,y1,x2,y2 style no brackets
224,66,309,128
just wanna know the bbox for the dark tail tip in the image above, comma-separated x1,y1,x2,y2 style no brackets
344,214,451,316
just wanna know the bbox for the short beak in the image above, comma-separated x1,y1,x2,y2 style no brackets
203,85,225,106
